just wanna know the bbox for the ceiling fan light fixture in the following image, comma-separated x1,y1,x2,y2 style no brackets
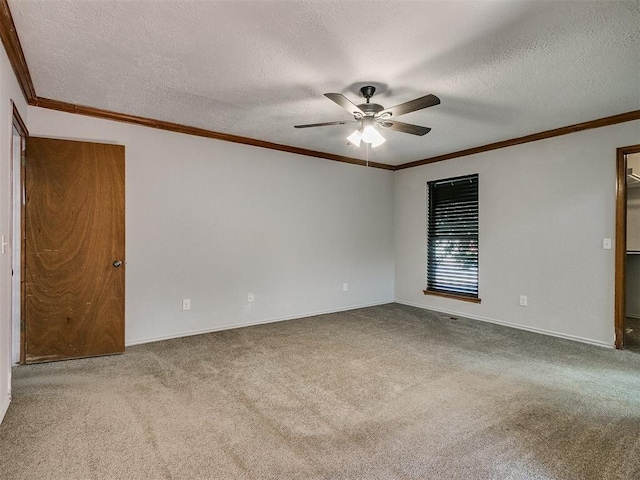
298,87,439,149
361,125,386,148
347,129,362,147
369,134,386,148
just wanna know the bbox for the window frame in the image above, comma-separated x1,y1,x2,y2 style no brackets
424,173,481,303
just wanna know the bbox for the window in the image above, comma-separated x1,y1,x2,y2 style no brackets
425,174,480,302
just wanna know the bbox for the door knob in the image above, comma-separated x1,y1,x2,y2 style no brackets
113,260,122,267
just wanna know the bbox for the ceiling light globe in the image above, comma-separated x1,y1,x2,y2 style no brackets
370,135,386,148
362,125,385,148
347,129,362,147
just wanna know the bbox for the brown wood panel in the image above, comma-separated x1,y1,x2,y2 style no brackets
397,110,640,170
615,147,627,349
25,137,125,362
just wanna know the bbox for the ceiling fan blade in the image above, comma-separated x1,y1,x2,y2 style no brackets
294,120,355,128
378,94,440,118
324,93,365,116
378,120,431,136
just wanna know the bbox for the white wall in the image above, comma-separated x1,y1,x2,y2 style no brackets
0,47,28,423
27,107,395,346
394,120,640,347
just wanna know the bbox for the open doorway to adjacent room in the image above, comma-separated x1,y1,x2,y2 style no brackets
615,144,640,351
623,149,640,352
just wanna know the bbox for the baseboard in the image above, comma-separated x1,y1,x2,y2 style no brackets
395,300,614,349
126,300,394,347
626,313,640,319
0,394,10,426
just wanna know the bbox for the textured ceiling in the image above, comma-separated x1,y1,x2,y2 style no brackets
8,0,640,166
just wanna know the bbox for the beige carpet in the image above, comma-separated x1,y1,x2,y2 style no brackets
1,303,639,479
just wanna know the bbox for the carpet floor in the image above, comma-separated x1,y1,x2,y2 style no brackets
1,303,639,480
626,317,640,353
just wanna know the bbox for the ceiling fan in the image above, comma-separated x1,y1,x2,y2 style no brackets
294,86,440,148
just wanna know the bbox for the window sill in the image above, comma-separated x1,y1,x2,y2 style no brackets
423,289,481,304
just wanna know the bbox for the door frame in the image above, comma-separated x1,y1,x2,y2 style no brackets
615,143,640,349
10,102,27,364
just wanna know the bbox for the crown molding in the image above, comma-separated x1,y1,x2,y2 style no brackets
31,97,394,170
0,0,35,102
396,110,640,170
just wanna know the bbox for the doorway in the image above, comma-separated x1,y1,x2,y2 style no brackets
615,144,640,350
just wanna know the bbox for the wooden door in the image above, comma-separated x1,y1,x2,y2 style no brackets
24,137,125,363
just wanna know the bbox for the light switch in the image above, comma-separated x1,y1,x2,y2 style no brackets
603,238,612,250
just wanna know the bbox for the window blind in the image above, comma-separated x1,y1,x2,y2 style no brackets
427,174,479,298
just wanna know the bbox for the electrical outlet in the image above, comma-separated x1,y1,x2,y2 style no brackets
182,299,191,311
248,293,254,303
343,283,348,292
519,295,527,307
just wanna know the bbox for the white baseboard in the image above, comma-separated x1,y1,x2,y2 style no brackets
626,313,640,319
0,394,10,426
126,300,394,347
395,300,614,349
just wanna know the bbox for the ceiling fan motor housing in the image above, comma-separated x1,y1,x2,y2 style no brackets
357,103,384,116
360,85,376,100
